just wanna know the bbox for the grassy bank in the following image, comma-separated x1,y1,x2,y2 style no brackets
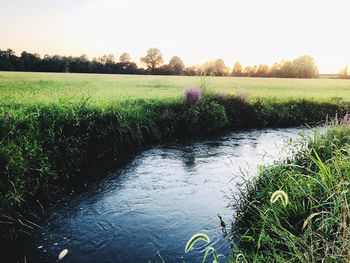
230,123,350,262
1,95,349,240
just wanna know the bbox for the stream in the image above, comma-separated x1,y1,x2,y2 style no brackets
18,127,311,263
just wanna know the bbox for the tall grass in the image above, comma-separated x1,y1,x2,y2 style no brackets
0,78,350,240
230,123,350,262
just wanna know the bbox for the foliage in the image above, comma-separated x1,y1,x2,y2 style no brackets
119,52,131,63
1,48,321,78
180,99,228,134
230,124,350,262
231,62,243,77
166,56,185,75
201,59,229,76
235,55,319,79
141,48,164,72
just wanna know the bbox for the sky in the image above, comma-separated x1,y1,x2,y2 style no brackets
1,0,349,73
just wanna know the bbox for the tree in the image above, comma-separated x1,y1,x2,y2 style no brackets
185,66,200,76
291,55,319,78
118,61,138,74
202,59,228,76
243,65,256,77
140,48,164,72
256,64,270,77
40,55,68,72
0,49,18,71
67,54,91,73
231,61,243,77
97,54,115,65
280,60,295,78
119,52,131,63
270,62,282,77
167,56,185,75
20,51,41,71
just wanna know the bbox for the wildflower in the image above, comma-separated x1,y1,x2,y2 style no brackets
183,88,203,103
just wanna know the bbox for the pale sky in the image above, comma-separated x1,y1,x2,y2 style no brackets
1,0,349,73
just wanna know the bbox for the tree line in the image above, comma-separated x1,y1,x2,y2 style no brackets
0,47,324,78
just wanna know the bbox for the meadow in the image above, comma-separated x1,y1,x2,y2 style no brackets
1,72,350,262
1,72,350,105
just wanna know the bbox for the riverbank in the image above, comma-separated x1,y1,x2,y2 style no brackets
230,122,350,262
1,93,349,240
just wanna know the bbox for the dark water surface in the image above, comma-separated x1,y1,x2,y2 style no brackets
20,128,310,263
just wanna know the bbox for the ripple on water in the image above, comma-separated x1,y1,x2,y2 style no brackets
19,127,312,263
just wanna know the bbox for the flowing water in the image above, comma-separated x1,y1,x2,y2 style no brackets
18,127,311,263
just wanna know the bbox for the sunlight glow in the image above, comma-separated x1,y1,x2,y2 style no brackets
1,0,350,73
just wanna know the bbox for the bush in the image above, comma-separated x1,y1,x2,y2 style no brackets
180,99,228,135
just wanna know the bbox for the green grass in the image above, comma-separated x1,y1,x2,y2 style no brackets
1,72,350,105
1,71,350,242
230,124,350,262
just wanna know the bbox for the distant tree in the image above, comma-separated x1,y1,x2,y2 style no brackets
0,47,321,79
256,64,270,77
184,66,200,76
119,52,131,63
20,51,41,71
167,56,185,75
79,54,89,62
155,64,170,75
119,61,139,74
279,60,295,78
39,55,68,72
231,61,243,77
97,54,115,65
243,65,257,77
0,49,15,70
202,59,228,76
291,55,319,78
95,54,115,73
140,48,164,72
270,62,282,77
67,54,91,73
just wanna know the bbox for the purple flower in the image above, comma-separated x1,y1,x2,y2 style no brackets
183,88,203,103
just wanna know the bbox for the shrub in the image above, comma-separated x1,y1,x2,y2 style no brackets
180,99,228,135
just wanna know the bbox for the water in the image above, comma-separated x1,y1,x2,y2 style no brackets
18,128,309,263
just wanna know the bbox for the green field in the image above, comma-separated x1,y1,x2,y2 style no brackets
1,72,350,105
1,71,350,242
